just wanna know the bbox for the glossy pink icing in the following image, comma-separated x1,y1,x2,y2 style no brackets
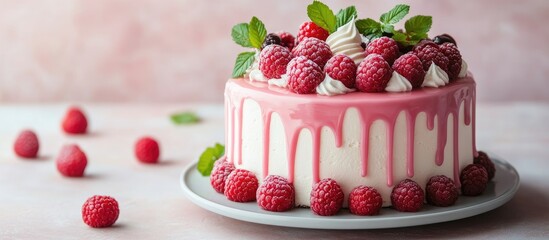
225,76,476,187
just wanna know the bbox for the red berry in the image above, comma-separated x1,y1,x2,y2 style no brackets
259,44,293,79
366,37,400,65
324,54,357,88
348,186,383,216
460,164,488,196
474,151,496,181
356,54,393,92
392,53,426,88
224,169,259,202
13,130,39,159
287,56,325,94
257,175,295,212
82,195,119,228
310,178,344,216
439,42,462,80
210,157,235,194
277,31,296,51
56,144,87,177
292,37,333,68
297,21,329,42
426,175,459,207
391,179,425,212
414,43,449,73
134,137,160,164
62,107,88,134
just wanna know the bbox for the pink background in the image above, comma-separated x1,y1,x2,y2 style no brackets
0,0,547,103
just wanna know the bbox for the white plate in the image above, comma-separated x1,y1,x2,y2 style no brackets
180,158,519,229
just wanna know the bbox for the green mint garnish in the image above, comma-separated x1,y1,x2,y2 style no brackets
170,111,200,125
355,18,382,39
232,51,256,78
248,17,267,49
335,6,357,29
231,23,252,48
405,15,432,35
380,4,410,24
307,0,337,33
197,143,225,176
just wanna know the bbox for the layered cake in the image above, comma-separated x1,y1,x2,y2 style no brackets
207,2,494,215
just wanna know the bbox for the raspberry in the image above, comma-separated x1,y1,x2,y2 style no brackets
292,37,332,68
256,175,295,212
413,43,449,73
355,54,393,92
259,44,293,79
82,195,119,228
460,164,488,196
261,33,281,49
56,144,87,177
310,178,344,216
62,107,88,134
348,186,383,216
439,42,462,80
210,157,235,194
366,37,400,65
426,175,459,207
324,54,357,88
474,151,496,181
287,56,325,94
391,179,425,212
297,21,329,42
277,31,296,51
392,53,426,88
224,169,259,202
13,130,39,159
134,136,160,164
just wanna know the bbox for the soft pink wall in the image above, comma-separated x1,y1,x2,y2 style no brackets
0,0,547,102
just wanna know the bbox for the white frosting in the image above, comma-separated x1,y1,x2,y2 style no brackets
268,74,289,88
248,69,269,82
244,50,261,79
422,63,450,88
325,19,365,65
385,72,412,92
458,59,468,78
316,75,355,96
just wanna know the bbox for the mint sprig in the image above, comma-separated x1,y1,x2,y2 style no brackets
197,143,225,176
232,51,256,78
231,23,251,48
335,6,357,29
380,4,410,24
230,16,267,78
170,111,200,125
248,17,267,49
307,0,337,33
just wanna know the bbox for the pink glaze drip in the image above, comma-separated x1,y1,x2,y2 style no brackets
225,76,476,186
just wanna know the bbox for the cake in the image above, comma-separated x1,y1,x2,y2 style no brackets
205,2,494,215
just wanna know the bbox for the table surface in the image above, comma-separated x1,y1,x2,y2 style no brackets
0,103,548,239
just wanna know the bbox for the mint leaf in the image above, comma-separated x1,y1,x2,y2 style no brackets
231,23,251,48
170,111,200,125
232,51,256,78
248,17,267,49
382,24,394,34
335,6,357,29
197,143,225,176
356,18,381,36
392,31,408,43
405,15,432,35
380,4,409,24
307,0,337,33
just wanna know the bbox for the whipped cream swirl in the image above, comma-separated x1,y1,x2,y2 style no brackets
458,59,468,78
422,63,449,88
326,19,365,65
268,74,289,88
316,75,355,96
385,72,412,92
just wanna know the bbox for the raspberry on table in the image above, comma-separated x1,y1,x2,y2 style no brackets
210,157,235,194
292,37,333,68
324,54,357,89
310,178,344,216
56,144,87,177
413,43,449,73
439,42,462,80
62,106,88,134
277,31,296,51
256,175,295,212
460,164,488,196
474,151,496,181
297,21,329,42
82,195,119,228
13,130,39,159
259,44,293,79
356,54,393,92
224,169,259,202
261,33,281,49
135,136,160,164
426,175,459,207
391,179,425,212
348,185,383,216
392,53,426,88
287,56,325,94
366,37,400,65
